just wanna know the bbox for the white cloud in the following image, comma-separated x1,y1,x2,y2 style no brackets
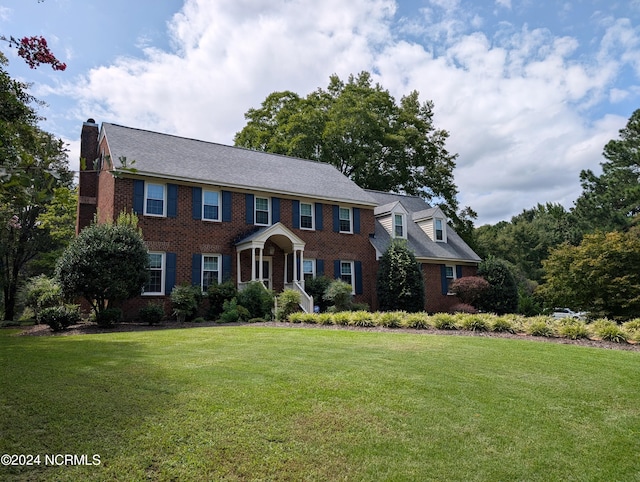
495,0,512,9
58,0,633,225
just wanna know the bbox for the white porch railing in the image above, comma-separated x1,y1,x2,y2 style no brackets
284,281,314,313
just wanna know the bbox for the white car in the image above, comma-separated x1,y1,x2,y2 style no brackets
551,308,586,320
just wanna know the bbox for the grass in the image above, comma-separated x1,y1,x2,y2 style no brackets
1,326,639,481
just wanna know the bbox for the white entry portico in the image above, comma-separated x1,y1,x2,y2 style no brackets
235,222,313,312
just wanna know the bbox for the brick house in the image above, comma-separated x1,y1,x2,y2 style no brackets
76,120,480,318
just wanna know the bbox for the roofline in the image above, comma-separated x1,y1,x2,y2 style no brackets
415,256,481,264
117,170,378,207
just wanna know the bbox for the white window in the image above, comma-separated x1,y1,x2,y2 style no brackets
144,252,165,295
255,197,270,225
203,190,220,221
300,202,314,230
145,183,166,216
435,218,444,241
394,213,405,238
340,261,354,293
445,265,456,294
303,259,315,282
339,207,352,233
202,254,221,291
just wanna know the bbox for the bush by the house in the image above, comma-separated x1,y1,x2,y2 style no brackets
376,239,425,312
557,319,589,340
527,319,554,337
490,316,516,333
304,276,332,312
39,304,80,332
276,289,301,321
91,307,122,327
237,282,274,320
450,276,490,309
323,280,353,312
56,212,150,320
458,313,489,331
431,313,457,330
591,319,628,343
207,281,237,320
220,298,250,323
139,302,165,325
170,284,201,322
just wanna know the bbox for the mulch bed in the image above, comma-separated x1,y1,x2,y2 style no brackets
9,320,640,352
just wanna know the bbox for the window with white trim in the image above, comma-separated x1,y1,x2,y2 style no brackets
445,265,456,294
339,207,352,233
394,213,405,238
435,218,444,241
255,197,270,225
144,252,165,295
300,202,314,230
145,183,166,216
303,259,315,282
202,254,221,291
203,190,220,221
340,261,354,293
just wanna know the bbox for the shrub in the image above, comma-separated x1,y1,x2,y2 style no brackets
402,313,431,329
192,317,206,323
332,311,351,326
22,275,63,321
93,307,122,327
305,276,332,312
288,312,305,323
558,319,589,340
171,284,201,322
220,298,250,323
316,313,334,325
237,282,274,320
139,302,165,325
450,276,490,308
349,311,376,327
39,305,80,332
527,320,554,337
431,313,457,330
207,281,237,319
323,280,353,312
247,317,266,323
459,314,488,332
592,320,628,343
490,317,516,334
56,212,149,314
376,311,404,328
477,257,519,314
622,319,640,342
276,289,301,321
376,239,425,312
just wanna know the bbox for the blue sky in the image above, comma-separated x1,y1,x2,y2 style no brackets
2,0,639,225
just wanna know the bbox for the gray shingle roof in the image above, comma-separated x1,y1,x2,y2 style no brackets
366,190,481,263
102,123,376,206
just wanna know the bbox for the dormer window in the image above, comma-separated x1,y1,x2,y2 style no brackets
394,213,405,238
435,218,444,241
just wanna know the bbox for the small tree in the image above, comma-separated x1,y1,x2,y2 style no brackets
236,282,274,320
450,276,490,309
305,275,332,312
376,239,425,312
56,212,149,318
476,257,518,314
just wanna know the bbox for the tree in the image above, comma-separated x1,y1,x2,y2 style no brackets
235,72,474,234
539,229,640,320
0,58,72,320
56,212,150,316
376,239,425,312
476,257,518,315
573,108,640,233
0,35,66,71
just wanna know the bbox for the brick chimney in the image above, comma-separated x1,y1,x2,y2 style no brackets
76,119,99,234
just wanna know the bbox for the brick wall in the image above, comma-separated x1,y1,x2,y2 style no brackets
422,263,477,313
106,177,378,319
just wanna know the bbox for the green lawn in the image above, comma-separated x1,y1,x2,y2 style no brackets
1,326,639,481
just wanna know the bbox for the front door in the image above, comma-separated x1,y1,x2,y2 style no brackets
255,257,272,290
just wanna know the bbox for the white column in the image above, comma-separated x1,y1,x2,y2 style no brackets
259,247,264,281
293,250,298,283
237,252,241,284
299,250,304,285
284,253,289,284
251,247,256,280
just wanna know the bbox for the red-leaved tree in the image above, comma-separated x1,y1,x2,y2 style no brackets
1,35,66,71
